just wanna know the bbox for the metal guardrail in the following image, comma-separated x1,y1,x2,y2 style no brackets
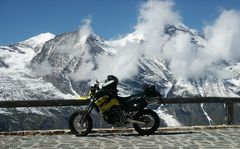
0,99,90,108
161,97,240,125
0,97,240,124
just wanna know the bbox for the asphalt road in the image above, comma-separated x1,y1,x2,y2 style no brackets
0,126,240,149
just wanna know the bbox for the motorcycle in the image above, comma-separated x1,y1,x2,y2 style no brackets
69,76,164,136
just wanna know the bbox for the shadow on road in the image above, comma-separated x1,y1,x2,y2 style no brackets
75,131,196,137
156,131,196,135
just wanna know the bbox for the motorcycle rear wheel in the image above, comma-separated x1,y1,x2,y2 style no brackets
133,109,160,135
69,111,93,136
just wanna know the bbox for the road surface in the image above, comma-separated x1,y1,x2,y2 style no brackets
0,126,240,149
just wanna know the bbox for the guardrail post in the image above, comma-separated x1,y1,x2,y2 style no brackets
226,102,234,125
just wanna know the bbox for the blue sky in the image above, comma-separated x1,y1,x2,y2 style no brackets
0,0,240,45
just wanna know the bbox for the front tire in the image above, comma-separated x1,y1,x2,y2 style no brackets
133,109,159,135
69,111,93,136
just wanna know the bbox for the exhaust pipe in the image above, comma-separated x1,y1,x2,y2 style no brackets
127,119,146,125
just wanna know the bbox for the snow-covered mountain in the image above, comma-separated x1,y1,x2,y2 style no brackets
0,33,76,131
1,24,240,131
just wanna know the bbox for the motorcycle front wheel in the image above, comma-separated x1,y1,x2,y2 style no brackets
133,109,160,135
69,111,93,136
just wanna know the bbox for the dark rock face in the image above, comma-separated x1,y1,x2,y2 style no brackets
165,103,227,126
0,107,111,131
0,59,9,68
0,107,71,131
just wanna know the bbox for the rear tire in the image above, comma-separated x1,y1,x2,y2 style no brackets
133,109,159,135
69,111,93,136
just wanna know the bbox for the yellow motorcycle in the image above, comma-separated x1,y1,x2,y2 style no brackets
69,75,164,136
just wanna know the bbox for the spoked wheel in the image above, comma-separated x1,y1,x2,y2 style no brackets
133,109,160,136
69,111,93,136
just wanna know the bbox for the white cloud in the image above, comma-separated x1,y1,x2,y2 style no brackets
69,18,96,80
135,0,180,38
135,0,181,57
171,9,240,79
70,0,240,81
133,0,240,79
77,18,93,47
79,0,182,81
56,18,93,56
203,10,240,61
93,43,142,81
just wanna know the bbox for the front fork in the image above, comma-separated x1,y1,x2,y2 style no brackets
79,98,95,124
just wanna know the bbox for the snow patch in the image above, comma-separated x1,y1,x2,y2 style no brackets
21,32,55,48
155,107,181,126
200,103,213,125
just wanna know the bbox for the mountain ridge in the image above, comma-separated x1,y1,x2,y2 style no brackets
0,24,240,131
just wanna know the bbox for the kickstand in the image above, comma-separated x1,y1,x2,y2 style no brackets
120,126,126,136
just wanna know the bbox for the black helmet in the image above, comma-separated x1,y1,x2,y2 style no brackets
106,75,119,85
102,75,119,96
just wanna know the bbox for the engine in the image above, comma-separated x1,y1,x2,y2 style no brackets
103,106,122,126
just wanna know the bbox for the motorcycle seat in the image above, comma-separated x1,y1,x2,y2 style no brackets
117,93,144,104
116,96,131,104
